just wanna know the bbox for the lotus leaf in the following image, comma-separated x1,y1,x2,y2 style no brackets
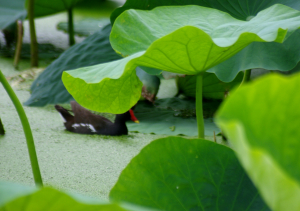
63,4,300,113
110,137,269,211
216,73,300,210
110,0,300,23
111,0,300,83
0,181,152,211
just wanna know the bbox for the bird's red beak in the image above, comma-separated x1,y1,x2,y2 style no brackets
129,109,139,123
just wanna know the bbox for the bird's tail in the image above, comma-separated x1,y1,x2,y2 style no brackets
54,105,74,123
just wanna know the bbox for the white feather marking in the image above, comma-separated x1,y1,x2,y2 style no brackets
87,124,96,132
71,123,96,133
72,123,80,128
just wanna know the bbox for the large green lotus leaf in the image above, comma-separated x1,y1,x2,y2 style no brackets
127,98,221,136
110,0,300,23
0,181,153,211
24,23,121,106
110,5,298,57
63,4,300,113
110,137,270,210
63,52,143,113
215,73,300,210
111,1,300,82
0,0,27,30
176,72,244,99
25,0,83,17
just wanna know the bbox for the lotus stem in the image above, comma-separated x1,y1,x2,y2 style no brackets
0,117,4,135
0,70,43,186
13,20,23,69
242,69,251,83
27,0,38,67
196,73,204,138
68,8,75,46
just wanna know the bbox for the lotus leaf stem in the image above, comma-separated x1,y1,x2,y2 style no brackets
0,117,4,135
0,70,43,186
13,20,23,69
68,8,75,46
242,69,252,83
196,73,204,138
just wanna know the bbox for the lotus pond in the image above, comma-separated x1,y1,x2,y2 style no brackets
1,1,300,211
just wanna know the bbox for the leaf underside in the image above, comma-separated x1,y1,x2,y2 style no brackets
63,4,300,113
111,0,300,82
110,0,300,23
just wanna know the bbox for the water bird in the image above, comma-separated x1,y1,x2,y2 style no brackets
55,101,138,136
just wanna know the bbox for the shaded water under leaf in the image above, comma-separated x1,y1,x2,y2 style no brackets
127,98,221,137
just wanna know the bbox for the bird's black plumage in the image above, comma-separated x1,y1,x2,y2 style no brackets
55,101,137,136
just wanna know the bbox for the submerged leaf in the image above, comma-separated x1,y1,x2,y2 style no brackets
64,4,300,113
110,137,269,211
216,73,300,210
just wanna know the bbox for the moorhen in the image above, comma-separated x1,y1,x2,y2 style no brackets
55,101,139,136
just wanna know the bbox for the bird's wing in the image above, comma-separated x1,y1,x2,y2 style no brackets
70,101,113,129
54,105,74,123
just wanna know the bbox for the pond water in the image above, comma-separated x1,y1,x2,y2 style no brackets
0,0,164,200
